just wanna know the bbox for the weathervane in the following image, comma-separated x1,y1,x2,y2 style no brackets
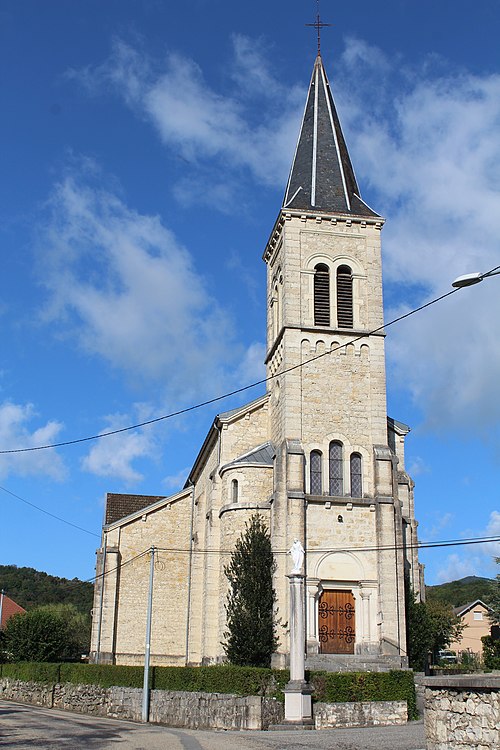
306,0,331,56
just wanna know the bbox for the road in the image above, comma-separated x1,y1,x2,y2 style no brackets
0,700,426,750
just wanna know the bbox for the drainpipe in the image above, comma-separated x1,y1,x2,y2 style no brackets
142,546,156,723
185,484,195,665
95,536,107,662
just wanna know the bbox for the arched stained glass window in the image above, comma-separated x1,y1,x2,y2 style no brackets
329,441,343,496
337,265,353,328
314,264,330,326
231,479,238,503
350,453,362,498
310,450,322,495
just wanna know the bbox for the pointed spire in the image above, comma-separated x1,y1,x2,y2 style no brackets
283,56,378,217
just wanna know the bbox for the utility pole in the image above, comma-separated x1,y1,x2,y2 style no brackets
0,589,4,630
141,546,156,723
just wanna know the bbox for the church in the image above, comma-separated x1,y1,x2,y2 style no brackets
90,48,423,671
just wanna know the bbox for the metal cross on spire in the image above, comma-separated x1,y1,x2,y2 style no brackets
306,0,331,56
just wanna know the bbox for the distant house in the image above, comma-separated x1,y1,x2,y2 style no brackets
449,599,494,657
0,591,26,629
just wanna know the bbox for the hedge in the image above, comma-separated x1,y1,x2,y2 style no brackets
308,669,417,719
0,662,417,718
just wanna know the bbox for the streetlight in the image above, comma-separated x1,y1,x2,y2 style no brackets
452,268,500,288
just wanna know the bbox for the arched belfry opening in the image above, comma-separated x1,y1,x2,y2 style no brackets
314,264,330,326
336,265,353,328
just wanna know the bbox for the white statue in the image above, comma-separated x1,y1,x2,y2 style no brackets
288,539,305,573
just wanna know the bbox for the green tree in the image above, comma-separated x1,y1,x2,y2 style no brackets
406,579,463,670
4,609,69,662
223,514,279,667
35,603,91,658
487,557,500,625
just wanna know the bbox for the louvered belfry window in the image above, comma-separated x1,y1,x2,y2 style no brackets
314,264,330,326
310,450,322,495
329,441,343,496
337,265,353,328
350,453,362,498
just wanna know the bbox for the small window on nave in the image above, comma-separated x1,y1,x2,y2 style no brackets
337,265,353,328
329,441,343,496
310,450,322,495
350,453,362,498
231,479,238,503
314,264,330,326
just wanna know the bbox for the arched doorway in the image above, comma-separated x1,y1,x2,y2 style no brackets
318,589,355,654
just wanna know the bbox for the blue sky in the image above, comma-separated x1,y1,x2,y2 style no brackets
1,0,499,587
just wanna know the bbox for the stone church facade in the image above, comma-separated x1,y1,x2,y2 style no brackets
90,52,423,670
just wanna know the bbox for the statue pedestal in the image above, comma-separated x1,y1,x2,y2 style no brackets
283,573,314,727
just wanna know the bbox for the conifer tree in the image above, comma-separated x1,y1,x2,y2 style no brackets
223,514,278,667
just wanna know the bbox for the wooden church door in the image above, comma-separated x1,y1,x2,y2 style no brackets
318,590,355,654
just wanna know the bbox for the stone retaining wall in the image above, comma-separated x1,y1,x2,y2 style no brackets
0,678,407,731
314,700,407,729
423,675,500,750
0,678,281,730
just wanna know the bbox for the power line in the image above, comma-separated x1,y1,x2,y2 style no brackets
0,285,462,455
153,533,500,557
0,484,100,538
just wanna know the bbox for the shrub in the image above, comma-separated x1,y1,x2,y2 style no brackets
309,669,418,720
482,636,500,669
4,610,69,662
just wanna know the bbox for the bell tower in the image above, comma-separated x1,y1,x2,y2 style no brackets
265,54,414,666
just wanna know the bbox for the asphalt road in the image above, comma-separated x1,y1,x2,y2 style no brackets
0,700,426,750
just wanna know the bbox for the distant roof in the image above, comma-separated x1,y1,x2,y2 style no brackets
0,593,26,629
453,599,493,616
105,493,166,526
387,416,411,434
221,442,275,472
218,394,269,422
282,54,379,218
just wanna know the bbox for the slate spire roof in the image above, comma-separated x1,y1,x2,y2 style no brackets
283,54,378,218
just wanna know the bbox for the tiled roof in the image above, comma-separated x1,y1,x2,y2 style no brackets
0,593,26,628
283,55,378,218
105,493,166,526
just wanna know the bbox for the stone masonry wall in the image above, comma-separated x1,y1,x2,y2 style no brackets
314,700,407,729
423,675,500,750
0,679,409,731
0,679,283,730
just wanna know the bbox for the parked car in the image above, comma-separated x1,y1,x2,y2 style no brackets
438,649,457,664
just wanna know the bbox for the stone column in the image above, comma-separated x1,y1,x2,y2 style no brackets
284,573,314,726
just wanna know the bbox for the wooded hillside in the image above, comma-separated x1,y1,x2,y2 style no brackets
0,565,93,614
426,575,495,608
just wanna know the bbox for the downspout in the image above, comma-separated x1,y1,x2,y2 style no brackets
185,483,195,665
95,534,107,662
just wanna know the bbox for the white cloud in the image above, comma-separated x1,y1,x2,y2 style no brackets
38,171,246,402
335,39,500,434
421,511,454,540
81,411,156,483
436,553,481,584
435,510,500,583
162,466,190,492
407,456,431,477
0,401,65,480
70,36,303,195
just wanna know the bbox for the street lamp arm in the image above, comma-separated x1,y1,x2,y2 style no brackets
452,266,500,288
